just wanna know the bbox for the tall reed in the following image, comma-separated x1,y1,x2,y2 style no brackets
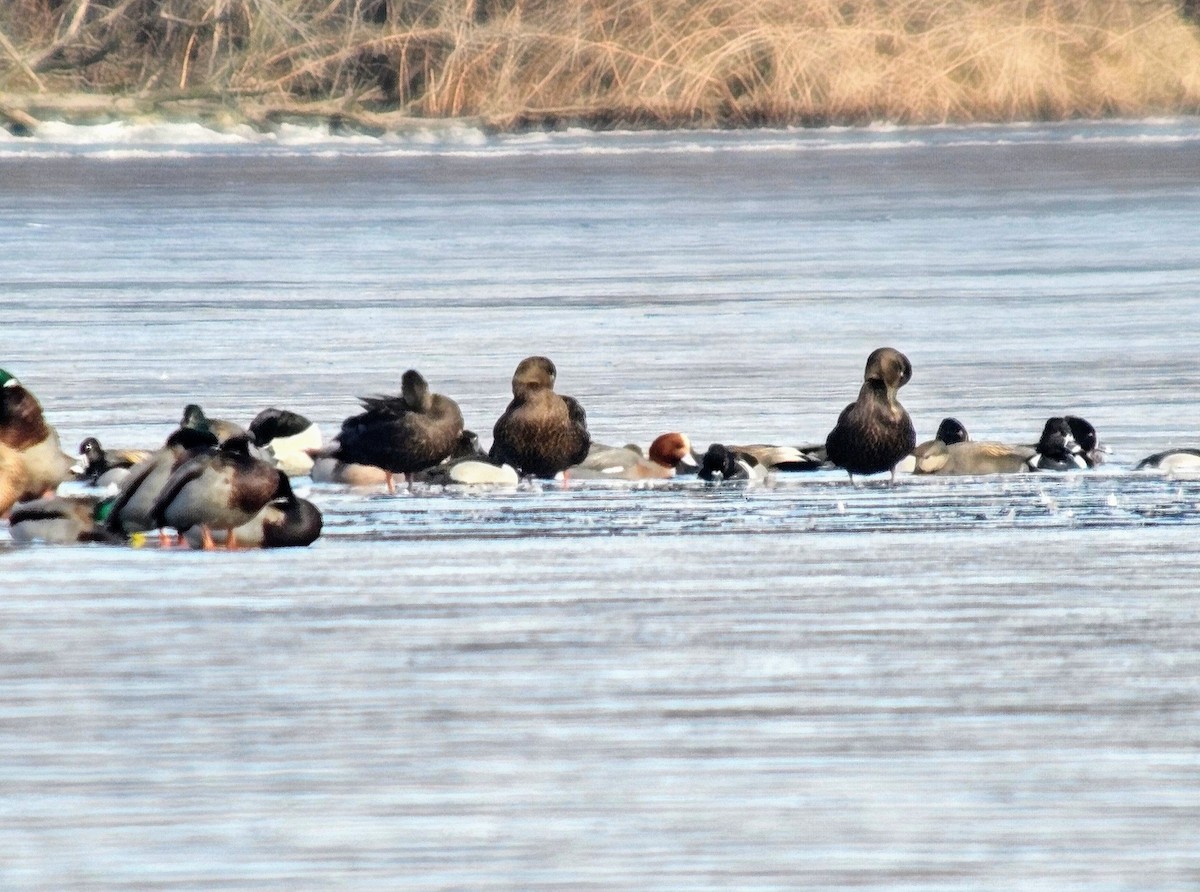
3,0,1200,127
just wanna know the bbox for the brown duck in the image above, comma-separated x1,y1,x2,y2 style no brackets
824,347,917,482
490,356,591,479
0,369,73,510
322,369,465,493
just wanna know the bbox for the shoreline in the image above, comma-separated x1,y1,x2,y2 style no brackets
4,90,1200,140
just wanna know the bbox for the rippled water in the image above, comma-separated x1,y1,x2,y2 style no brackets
2,119,1200,888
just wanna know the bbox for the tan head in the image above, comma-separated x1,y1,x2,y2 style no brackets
511,356,557,398
864,347,913,392
648,432,697,469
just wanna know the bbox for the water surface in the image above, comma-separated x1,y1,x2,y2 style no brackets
2,119,1199,888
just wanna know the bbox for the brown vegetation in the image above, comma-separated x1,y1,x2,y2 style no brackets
3,0,1200,131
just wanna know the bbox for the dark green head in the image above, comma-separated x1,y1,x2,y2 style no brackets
0,369,19,388
180,404,211,432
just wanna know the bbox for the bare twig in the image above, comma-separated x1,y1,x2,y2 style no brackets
0,24,45,91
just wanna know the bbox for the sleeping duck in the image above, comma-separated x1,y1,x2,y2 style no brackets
180,403,247,444
0,369,73,509
182,473,322,549
414,430,519,486
149,434,286,550
319,369,464,493
248,407,322,477
9,495,123,545
570,432,697,481
914,416,1086,475
106,426,220,538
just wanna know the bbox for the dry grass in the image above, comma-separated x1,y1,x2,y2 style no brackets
3,0,1200,129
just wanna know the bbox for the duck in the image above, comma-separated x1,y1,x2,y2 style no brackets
149,434,286,550
1064,415,1107,467
248,407,322,477
9,495,123,545
0,368,73,503
0,443,22,517
698,443,769,482
1026,417,1089,471
105,426,220,537
180,403,247,444
319,369,464,493
824,347,916,482
569,432,698,480
414,430,520,486
490,356,591,479
727,443,823,472
182,474,322,549
897,417,969,474
1135,447,1200,474
914,417,1085,476
309,456,391,487
74,437,150,488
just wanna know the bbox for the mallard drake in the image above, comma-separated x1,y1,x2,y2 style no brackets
106,426,220,536
9,495,123,545
824,348,917,482
0,369,72,502
249,407,322,477
149,435,285,550
490,356,591,479
183,474,322,549
75,437,151,487
180,403,247,444
571,432,697,480
321,369,464,493
698,443,768,482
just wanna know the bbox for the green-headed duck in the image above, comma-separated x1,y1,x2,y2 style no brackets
9,495,123,545
149,434,285,550
183,474,322,548
106,426,220,537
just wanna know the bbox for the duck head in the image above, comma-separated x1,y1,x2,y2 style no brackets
648,432,697,470
79,437,104,464
864,347,913,393
249,407,313,445
935,417,969,445
511,356,557,398
165,425,219,453
401,369,433,412
180,403,212,433
699,444,746,481
451,429,483,459
1038,417,1085,464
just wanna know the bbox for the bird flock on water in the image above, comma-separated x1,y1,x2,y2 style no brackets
2,349,1196,549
